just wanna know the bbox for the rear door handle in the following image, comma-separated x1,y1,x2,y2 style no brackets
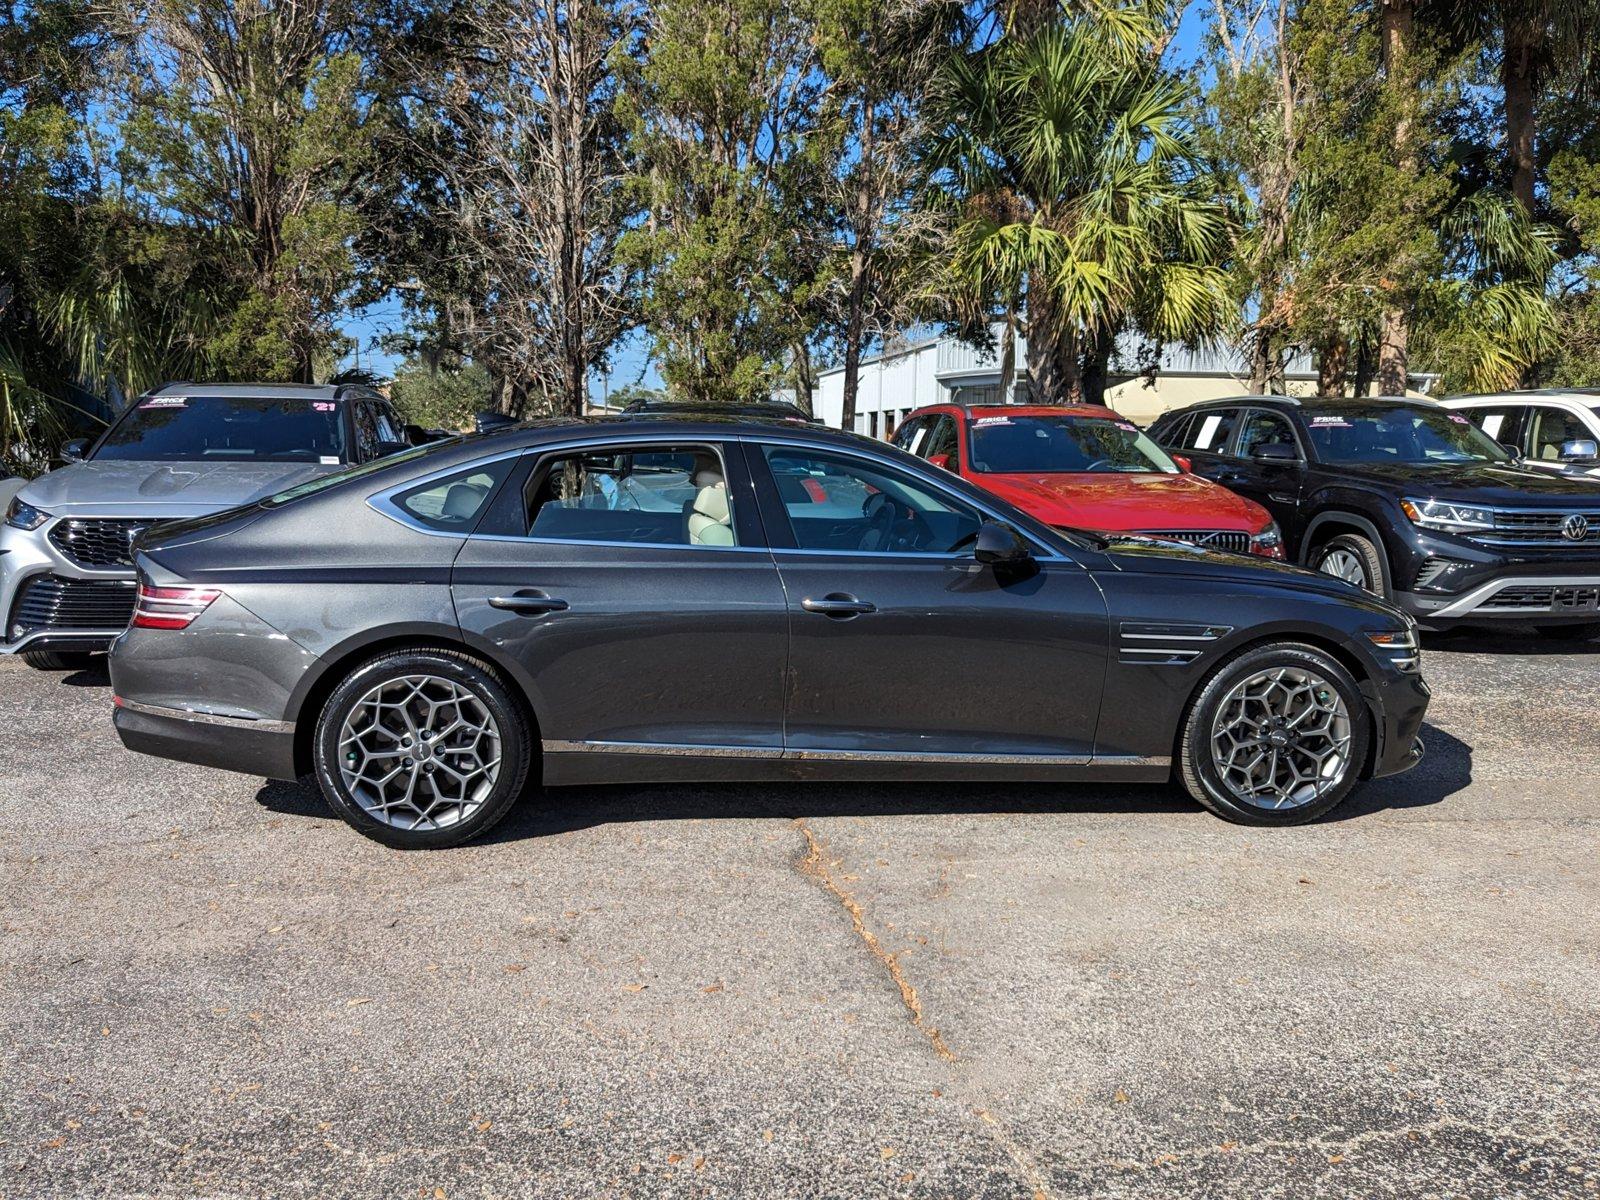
801,593,876,618
488,591,570,615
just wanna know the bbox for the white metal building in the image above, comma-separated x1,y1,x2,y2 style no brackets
810,328,1436,435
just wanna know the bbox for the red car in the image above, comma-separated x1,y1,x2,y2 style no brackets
891,403,1284,558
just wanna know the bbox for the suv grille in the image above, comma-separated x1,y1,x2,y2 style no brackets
7,574,138,640
1138,529,1252,554
1471,509,1600,548
47,518,149,568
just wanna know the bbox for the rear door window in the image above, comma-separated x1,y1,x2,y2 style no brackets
1460,406,1524,448
1176,408,1242,454
524,445,736,547
1525,406,1589,462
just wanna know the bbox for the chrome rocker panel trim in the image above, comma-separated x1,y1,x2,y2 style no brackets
114,696,296,733
542,738,1169,769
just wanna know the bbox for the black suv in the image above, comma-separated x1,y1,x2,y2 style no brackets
1149,396,1600,638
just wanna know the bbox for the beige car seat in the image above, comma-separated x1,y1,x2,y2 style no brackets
687,469,734,546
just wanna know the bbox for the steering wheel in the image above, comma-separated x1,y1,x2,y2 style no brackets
858,492,899,551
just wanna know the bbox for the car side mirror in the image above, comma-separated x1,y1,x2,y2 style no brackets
1499,441,1525,463
1170,454,1192,473
973,520,1033,566
59,438,89,464
1559,438,1599,462
374,439,410,459
403,422,441,446
927,453,953,471
1252,442,1298,463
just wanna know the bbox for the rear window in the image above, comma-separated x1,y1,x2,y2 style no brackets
95,395,348,463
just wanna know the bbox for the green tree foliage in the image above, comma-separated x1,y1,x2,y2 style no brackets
931,7,1230,405
618,0,826,404
389,359,494,430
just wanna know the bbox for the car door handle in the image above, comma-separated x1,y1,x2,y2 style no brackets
488,591,570,615
801,593,876,618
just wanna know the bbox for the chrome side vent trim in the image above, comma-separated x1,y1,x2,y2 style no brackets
1118,621,1231,666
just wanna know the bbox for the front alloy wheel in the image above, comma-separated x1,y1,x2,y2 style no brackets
1179,643,1370,824
314,649,531,848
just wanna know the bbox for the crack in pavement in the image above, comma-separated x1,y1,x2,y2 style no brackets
792,818,1055,1200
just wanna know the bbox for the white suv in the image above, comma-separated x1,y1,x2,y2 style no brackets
1441,390,1600,478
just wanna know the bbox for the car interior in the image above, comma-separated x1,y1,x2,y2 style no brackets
524,448,735,546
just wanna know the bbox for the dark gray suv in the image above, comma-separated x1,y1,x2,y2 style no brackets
109,415,1430,848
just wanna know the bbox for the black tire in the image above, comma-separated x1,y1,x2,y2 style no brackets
313,648,532,849
1178,642,1371,826
1535,623,1600,642
21,650,97,671
1313,532,1388,598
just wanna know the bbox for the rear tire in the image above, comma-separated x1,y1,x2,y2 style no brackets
1535,623,1600,642
1179,643,1371,825
1313,532,1388,598
20,650,97,671
313,648,532,849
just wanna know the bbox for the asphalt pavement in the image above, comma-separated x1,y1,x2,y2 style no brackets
3,629,1598,1198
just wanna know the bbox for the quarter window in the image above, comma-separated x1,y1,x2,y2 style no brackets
923,415,959,465
391,461,514,532
761,446,983,555
525,445,735,547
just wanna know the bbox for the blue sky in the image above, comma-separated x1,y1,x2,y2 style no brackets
335,2,1213,398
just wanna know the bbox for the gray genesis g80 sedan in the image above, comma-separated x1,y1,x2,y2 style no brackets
108,414,1431,848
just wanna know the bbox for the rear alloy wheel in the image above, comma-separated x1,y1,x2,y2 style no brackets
20,650,97,671
1314,532,1387,598
1179,643,1370,825
314,649,531,849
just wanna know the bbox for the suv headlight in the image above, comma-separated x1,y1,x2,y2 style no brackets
1401,497,1494,534
4,496,51,531
1250,520,1285,558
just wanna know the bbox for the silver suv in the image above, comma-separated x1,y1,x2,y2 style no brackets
1,382,416,669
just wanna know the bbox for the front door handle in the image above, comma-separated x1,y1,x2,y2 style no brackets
801,593,876,618
488,591,570,615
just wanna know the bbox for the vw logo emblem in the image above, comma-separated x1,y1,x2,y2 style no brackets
1562,513,1590,542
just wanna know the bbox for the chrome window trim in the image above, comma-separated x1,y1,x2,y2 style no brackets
741,433,1075,563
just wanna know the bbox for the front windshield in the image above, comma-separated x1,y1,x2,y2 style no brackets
1304,405,1511,465
966,413,1177,474
93,395,348,463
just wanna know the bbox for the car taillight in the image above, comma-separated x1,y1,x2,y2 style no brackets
132,584,221,630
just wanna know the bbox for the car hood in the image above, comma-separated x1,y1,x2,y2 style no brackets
1328,460,1600,505
1096,532,1394,605
976,470,1269,531
17,459,338,517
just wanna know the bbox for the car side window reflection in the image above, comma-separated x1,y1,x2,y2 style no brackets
1239,410,1299,458
524,445,735,547
1179,408,1242,453
762,446,983,555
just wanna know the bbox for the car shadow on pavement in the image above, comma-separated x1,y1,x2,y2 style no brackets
1422,626,1600,656
61,660,111,686
255,721,1471,841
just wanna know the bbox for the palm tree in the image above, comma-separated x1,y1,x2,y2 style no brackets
929,10,1230,404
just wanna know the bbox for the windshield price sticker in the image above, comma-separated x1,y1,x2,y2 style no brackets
141,396,187,409
1448,413,1469,424
313,401,336,411
1116,421,1137,432
1310,415,1352,428
974,416,1012,426
319,456,341,465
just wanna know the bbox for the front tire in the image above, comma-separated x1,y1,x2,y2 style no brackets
21,650,97,671
313,648,532,849
1314,532,1388,598
1179,643,1371,825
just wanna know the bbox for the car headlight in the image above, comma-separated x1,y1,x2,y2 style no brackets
1250,520,1285,558
1366,626,1421,672
1400,497,1494,534
4,496,51,531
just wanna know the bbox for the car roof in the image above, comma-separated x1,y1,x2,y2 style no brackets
147,381,378,402
454,411,876,451
913,403,1122,421
620,399,817,421
1167,394,1428,415
1443,388,1600,403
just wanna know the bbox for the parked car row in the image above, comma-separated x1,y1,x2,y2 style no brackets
4,379,1593,850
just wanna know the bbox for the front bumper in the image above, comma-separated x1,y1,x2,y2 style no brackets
113,697,300,780
1366,670,1431,779
0,519,138,654
1391,528,1600,626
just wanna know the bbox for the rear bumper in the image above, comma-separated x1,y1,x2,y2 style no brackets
113,697,300,781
